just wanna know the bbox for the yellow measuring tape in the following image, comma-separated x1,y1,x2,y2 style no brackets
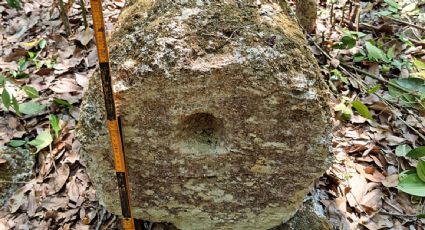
89,0,136,229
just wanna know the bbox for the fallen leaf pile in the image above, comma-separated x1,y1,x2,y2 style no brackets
304,0,425,229
0,0,122,228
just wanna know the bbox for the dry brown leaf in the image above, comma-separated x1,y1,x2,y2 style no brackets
8,180,36,213
47,164,70,195
50,78,81,94
3,48,27,62
356,164,385,183
59,45,76,61
57,208,79,223
75,73,89,88
67,177,79,204
346,173,368,208
27,190,37,217
364,166,375,174
360,189,383,212
395,194,417,215
382,174,398,188
385,134,406,146
350,115,367,124
76,28,94,46
346,144,368,154
41,196,69,211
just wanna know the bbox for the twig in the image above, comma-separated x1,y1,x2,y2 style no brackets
339,63,421,98
58,0,71,36
79,0,88,29
377,94,425,142
350,0,360,25
385,16,425,31
379,210,417,218
330,3,335,35
348,2,353,21
355,1,361,32
0,180,28,184
383,199,404,214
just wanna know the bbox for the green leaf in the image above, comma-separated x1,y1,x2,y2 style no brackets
22,85,39,99
334,36,356,49
414,58,425,70
395,144,412,157
365,42,385,62
331,69,349,84
1,89,11,110
49,114,60,138
19,102,46,115
15,72,29,79
11,96,20,116
367,84,381,94
407,146,425,159
384,0,399,9
53,98,72,108
402,3,417,12
394,78,425,92
417,159,425,183
353,54,365,62
6,0,21,10
334,102,352,120
28,51,36,59
39,39,47,49
28,130,52,153
9,140,26,147
0,75,5,86
351,100,373,120
387,46,395,60
18,58,29,72
378,10,393,16
399,169,416,180
397,172,425,197
417,214,425,219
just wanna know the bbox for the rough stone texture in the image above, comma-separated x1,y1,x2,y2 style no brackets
0,147,34,205
272,199,332,230
296,0,317,34
77,1,332,229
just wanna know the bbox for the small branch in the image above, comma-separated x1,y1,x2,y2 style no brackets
0,180,28,184
339,63,421,98
79,0,88,29
379,210,417,218
330,3,335,35
350,0,360,25
58,0,71,36
385,16,425,31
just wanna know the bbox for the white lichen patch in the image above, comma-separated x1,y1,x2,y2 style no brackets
290,73,318,99
245,46,286,61
112,80,128,92
188,53,236,72
262,142,289,150
175,7,202,21
122,59,137,70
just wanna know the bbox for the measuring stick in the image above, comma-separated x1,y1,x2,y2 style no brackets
89,0,136,229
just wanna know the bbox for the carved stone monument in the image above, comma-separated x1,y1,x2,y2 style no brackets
78,1,332,229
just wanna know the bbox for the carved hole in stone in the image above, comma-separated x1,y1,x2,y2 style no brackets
177,113,226,155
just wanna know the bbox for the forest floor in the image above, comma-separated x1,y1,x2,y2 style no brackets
1,0,425,229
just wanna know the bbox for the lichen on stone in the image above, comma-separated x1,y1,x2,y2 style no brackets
77,1,332,229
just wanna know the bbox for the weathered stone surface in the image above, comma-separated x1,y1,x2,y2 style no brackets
0,147,34,205
273,199,332,230
77,1,332,229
